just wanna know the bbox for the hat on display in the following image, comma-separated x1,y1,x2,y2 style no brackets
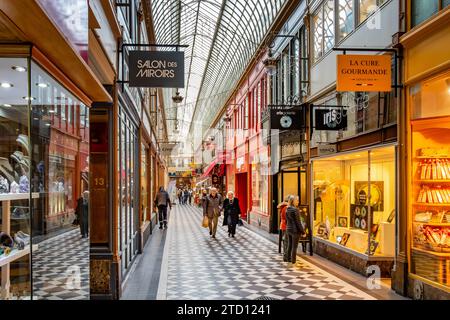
10,181,19,193
0,232,14,248
16,134,30,155
0,175,9,194
19,175,29,193
0,157,15,183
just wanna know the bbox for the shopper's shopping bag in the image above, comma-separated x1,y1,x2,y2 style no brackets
202,216,209,228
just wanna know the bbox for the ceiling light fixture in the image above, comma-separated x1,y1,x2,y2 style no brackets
2,104,12,107
263,49,278,76
48,109,55,113
36,83,49,88
172,91,184,103
11,66,27,72
22,96,36,101
1,82,13,88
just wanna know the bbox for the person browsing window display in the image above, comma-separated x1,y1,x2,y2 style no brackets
286,195,305,267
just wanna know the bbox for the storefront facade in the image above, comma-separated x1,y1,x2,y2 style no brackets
307,0,400,277
393,1,450,299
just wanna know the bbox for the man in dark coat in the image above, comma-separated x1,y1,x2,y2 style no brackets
203,187,223,238
286,195,305,266
155,186,172,229
223,191,241,238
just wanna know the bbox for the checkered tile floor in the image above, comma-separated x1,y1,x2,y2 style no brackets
157,205,376,300
32,228,89,300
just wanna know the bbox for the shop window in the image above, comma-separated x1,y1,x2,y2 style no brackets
250,149,270,214
313,5,324,61
359,0,387,24
411,0,439,27
409,72,450,288
411,73,450,120
313,0,335,63
312,146,396,257
338,0,355,42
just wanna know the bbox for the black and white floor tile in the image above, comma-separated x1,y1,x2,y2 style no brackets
157,205,375,300
32,228,89,300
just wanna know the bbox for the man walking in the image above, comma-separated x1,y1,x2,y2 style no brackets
155,186,171,229
188,189,193,205
203,187,223,238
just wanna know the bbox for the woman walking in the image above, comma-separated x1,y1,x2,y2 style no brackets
285,195,305,267
223,191,241,238
277,197,289,261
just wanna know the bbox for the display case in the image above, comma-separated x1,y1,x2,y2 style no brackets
312,146,396,258
408,71,450,289
411,124,450,286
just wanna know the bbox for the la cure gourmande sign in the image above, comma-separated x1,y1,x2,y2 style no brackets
336,55,391,92
129,51,184,88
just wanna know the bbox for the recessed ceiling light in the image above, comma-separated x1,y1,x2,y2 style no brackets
2,104,12,107
23,96,36,101
33,117,39,120
1,82,13,88
48,109,55,113
12,66,27,72
45,123,51,126
36,82,49,88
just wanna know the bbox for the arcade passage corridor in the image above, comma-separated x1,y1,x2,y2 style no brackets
122,204,402,300
1,0,449,303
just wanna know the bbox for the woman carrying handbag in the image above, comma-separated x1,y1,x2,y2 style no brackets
223,191,241,238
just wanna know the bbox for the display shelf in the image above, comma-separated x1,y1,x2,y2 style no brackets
413,203,450,207
0,193,39,201
412,246,450,257
416,156,450,159
413,221,450,227
0,245,33,268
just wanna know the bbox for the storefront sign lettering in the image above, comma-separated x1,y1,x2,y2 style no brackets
314,106,348,131
268,105,305,130
336,55,391,92
318,144,337,156
129,51,184,88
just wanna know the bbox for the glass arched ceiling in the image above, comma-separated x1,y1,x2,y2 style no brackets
150,0,287,146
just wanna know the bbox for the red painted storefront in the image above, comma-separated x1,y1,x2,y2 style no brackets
224,53,271,230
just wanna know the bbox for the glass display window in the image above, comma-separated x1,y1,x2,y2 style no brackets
250,148,269,214
312,146,396,257
0,55,90,300
409,71,450,289
0,57,32,300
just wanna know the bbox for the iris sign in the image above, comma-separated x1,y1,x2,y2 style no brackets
314,105,348,131
128,51,184,88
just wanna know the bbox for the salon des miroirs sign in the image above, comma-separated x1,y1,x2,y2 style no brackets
128,51,185,88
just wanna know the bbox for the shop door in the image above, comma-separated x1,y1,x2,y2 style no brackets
270,174,279,233
236,173,248,219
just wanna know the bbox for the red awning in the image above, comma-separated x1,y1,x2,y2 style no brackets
200,158,218,179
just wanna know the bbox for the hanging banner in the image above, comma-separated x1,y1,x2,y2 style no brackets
336,55,391,92
128,51,185,88
269,105,305,130
314,106,348,130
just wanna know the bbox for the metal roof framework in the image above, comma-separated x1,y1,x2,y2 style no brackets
150,0,287,145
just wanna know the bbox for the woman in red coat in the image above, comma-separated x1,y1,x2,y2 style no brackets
277,197,289,262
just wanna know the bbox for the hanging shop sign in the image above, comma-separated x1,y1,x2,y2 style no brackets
336,55,391,92
268,105,305,130
128,51,184,88
314,106,348,131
